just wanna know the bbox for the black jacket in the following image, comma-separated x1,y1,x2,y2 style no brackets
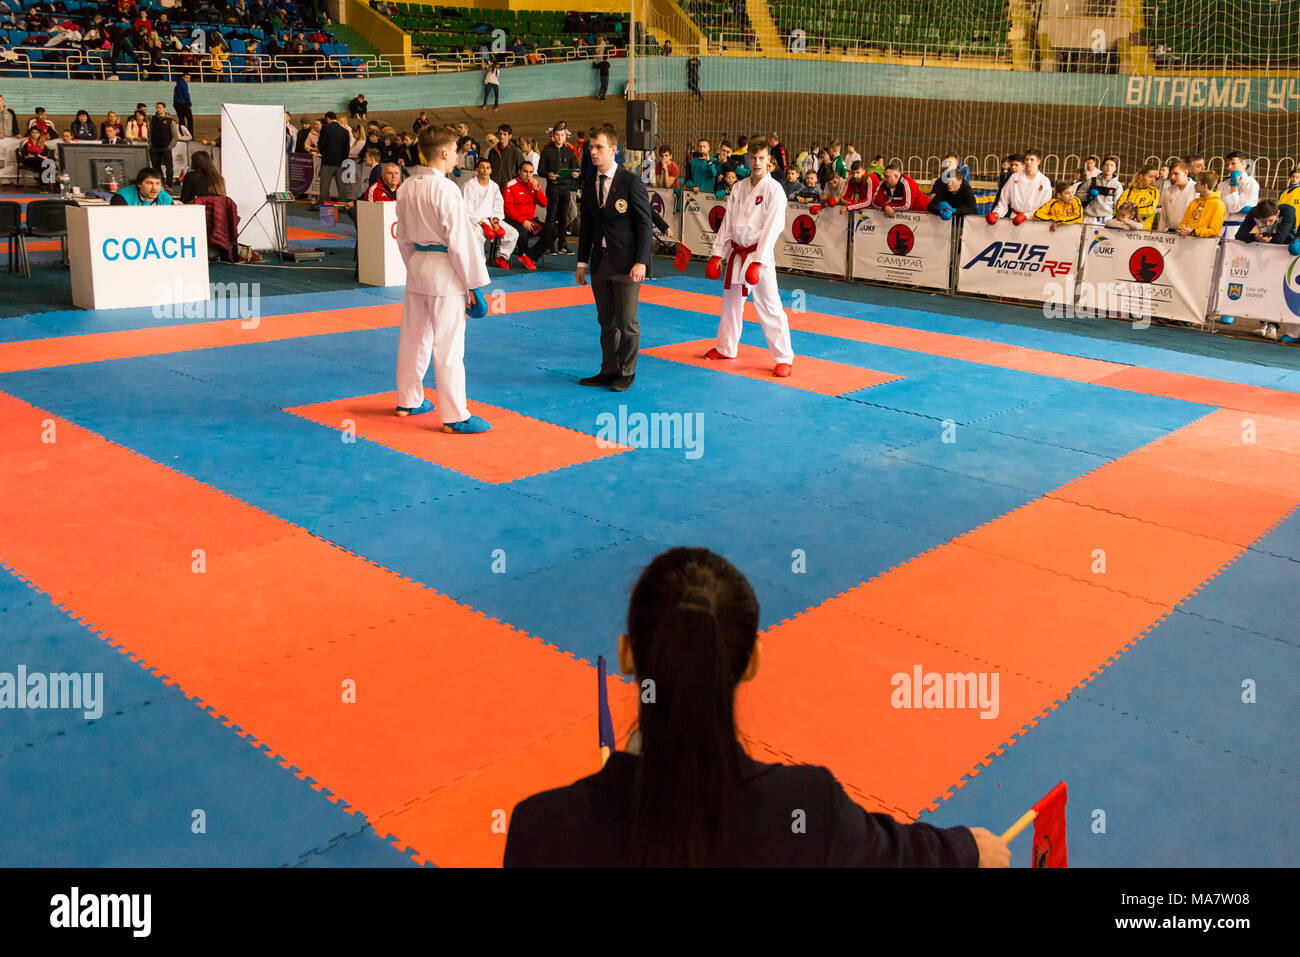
504,750,979,867
317,121,350,166
577,165,653,273
1235,203,1297,245
928,177,979,216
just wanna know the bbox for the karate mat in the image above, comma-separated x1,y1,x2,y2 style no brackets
1,264,1297,867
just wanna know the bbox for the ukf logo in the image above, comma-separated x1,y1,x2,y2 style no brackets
854,214,877,234
1128,247,1164,283
1087,231,1114,255
708,205,726,231
791,214,817,244
1283,257,1300,317
886,224,914,255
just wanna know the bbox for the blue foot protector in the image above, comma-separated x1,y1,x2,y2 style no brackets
396,398,434,416
1220,316,1235,325
1281,335,1300,343
443,415,491,434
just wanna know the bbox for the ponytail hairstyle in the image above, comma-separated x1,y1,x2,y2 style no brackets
626,547,760,867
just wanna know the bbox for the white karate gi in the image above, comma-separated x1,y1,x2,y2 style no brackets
461,175,518,259
394,165,490,424
1219,172,1260,233
995,170,1052,219
709,172,793,365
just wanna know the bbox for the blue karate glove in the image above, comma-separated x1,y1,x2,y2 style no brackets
1087,188,1100,199
1291,238,1300,256
1241,205,1253,217
937,201,953,221
452,168,461,178
467,287,489,318
1229,170,1242,186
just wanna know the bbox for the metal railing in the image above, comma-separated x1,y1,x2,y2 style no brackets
703,29,1013,65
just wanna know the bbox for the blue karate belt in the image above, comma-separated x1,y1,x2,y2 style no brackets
414,243,448,252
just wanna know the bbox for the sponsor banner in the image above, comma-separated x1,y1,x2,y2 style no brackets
1079,227,1218,324
1215,239,1300,325
681,193,728,258
648,186,681,237
956,217,1080,303
288,153,317,195
850,207,953,290
775,204,849,277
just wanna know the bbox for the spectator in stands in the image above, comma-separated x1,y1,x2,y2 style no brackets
209,41,230,81
462,157,516,269
504,546,1009,868
1185,153,1206,177
1219,151,1259,233
482,59,501,110
927,166,977,218
294,116,313,153
765,132,788,177
683,139,720,193
519,136,540,173
71,110,97,141
868,155,885,177
844,162,877,206
363,161,401,202
413,111,430,134
348,93,367,123
1080,155,1122,225
180,150,225,203
686,55,702,102
1236,198,1296,246
1278,166,1300,218
781,166,802,198
539,122,580,255
1106,201,1144,231
379,127,403,165
315,110,351,208
27,107,56,138
875,162,927,217
593,52,610,100
1070,155,1100,199
992,150,1051,225
654,145,680,188
455,135,479,175
790,170,821,205
503,159,553,270
815,148,834,189
718,142,748,182
100,110,124,144
1116,165,1159,229
1159,161,1196,232
0,96,17,138
123,108,147,143
148,102,180,187
360,147,382,186
1033,179,1083,231
172,72,193,135
110,166,174,206
843,143,862,169
487,123,524,190
826,141,847,180
715,168,740,198
1176,170,1225,238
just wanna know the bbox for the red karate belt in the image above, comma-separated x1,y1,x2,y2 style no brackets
724,241,758,293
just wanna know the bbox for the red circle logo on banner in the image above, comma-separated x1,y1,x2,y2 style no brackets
887,224,915,255
390,221,398,239
708,205,726,231
1128,247,1164,282
792,214,817,244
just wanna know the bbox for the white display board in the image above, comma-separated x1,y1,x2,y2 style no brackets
775,204,849,277
66,204,209,310
956,218,1082,303
357,199,405,287
1214,239,1300,325
221,103,286,250
851,208,954,290
1078,226,1219,325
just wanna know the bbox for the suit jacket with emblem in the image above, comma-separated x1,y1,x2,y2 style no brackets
578,165,653,273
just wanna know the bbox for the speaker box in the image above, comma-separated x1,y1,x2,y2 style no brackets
626,100,657,152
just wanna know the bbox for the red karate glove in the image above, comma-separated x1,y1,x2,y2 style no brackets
986,211,999,225
809,204,822,214
826,196,838,207
480,220,495,240
492,219,505,238
744,260,761,286
704,255,723,280
1013,212,1027,225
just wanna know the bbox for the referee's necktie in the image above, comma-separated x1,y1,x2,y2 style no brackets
599,173,609,208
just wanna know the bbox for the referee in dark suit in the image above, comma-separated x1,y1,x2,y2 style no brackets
575,125,653,392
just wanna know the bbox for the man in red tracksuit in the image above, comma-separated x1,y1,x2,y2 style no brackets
503,160,556,270
872,161,929,217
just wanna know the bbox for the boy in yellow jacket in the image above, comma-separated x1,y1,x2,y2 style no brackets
1116,165,1159,229
1177,171,1225,238
1034,180,1083,230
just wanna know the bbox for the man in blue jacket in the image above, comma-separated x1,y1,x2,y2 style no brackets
109,168,174,206
172,72,193,136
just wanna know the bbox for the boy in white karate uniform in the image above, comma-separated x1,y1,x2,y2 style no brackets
461,157,518,268
394,128,493,433
703,142,794,376
990,149,1052,226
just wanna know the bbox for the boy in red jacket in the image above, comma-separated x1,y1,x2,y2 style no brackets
502,160,556,270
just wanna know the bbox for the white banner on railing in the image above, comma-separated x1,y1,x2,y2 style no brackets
1214,239,1300,327
775,204,849,277
681,193,728,257
850,207,953,289
955,218,1080,303
1078,226,1218,325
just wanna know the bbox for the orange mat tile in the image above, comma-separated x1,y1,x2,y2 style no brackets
1173,408,1300,456
1093,367,1300,419
954,497,1240,605
1050,460,1299,547
1126,417,1300,492
641,339,899,396
285,390,630,484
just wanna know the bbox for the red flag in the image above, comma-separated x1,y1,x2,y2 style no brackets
673,243,692,271
1031,781,1068,868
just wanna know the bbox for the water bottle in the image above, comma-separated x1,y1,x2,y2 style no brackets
58,172,70,197
108,169,118,193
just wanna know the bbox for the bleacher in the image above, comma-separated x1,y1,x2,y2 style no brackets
383,4,629,59
0,0,367,81
767,0,1010,57
680,1,755,47
1144,0,1300,65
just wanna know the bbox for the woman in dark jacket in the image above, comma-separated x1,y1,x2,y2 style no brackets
71,109,98,140
504,547,1011,868
180,150,226,204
